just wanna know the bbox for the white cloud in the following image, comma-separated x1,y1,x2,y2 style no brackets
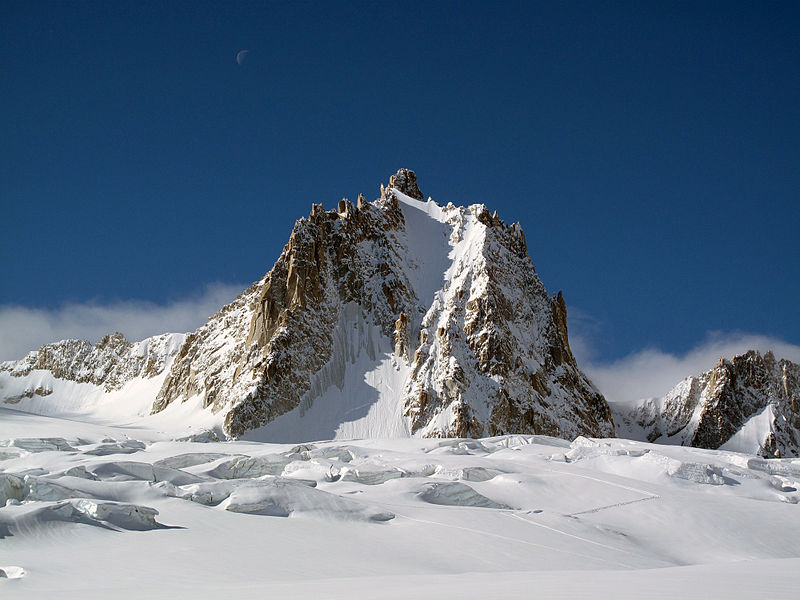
570,325,800,406
0,282,246,361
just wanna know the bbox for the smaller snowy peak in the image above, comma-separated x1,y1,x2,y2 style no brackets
1,332,186,393
613,350,800,457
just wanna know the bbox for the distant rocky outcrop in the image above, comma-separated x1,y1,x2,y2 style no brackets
152,168,614,440
613,350,800,457
1,332,185,392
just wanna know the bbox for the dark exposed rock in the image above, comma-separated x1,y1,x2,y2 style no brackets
387,168,424,200
4,385,52,405
614,350,800,457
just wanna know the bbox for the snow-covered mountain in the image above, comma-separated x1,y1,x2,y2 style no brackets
2,332,184,392
612,350,800,457
0,332,188,428
152,169,613,440
1,169,613,442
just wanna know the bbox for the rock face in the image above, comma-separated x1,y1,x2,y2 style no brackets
152,168,614,440
613,350,800,457
1,333,185,392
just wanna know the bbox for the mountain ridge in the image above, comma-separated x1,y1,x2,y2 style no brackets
1,169,614,443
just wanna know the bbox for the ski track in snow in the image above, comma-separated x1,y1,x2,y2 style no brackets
508,513,639,566
567,494,659,516
390,510,634,569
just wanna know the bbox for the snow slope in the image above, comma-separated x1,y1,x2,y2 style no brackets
393,193,452,318
1,409,799,599
242,303,411,442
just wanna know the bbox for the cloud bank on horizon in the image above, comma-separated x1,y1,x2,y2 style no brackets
2,289,799,412
0,283,244,361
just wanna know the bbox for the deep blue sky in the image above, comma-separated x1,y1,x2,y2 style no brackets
2,1,798,362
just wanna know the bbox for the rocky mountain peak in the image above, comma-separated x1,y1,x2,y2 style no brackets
613,349,800,457
96,331,131,351
150,170,613,441
386,168,424,200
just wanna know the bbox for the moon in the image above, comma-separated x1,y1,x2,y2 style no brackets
236,50,249,65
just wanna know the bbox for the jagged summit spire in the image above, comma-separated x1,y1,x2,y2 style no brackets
145,168,613,440
387,168,424,200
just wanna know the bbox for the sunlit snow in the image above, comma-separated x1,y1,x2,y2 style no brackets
1,408,799,599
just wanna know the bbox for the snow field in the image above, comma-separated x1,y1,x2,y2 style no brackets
1,409,799,599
